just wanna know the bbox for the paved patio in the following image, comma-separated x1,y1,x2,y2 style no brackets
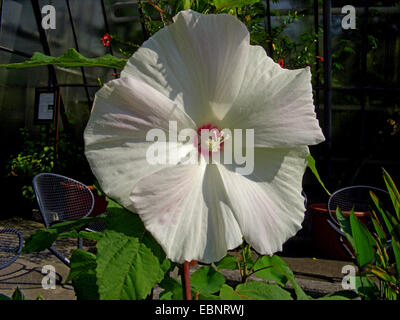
0,217,356,300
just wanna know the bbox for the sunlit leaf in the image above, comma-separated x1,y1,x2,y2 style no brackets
219,282,293,300
307,154,331,196
383,168,400,220
214,0,260,11
190,266,226,294
349,210,376,267
0,48,127,70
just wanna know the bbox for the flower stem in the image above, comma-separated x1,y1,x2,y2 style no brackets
182,261,192,300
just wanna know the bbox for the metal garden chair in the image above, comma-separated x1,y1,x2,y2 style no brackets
32,173,104,266
0,228,23,270
327,185,389,258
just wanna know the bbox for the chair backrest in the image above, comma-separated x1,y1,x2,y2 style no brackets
32,173,94,228
0,228,23,270
327,185,389,231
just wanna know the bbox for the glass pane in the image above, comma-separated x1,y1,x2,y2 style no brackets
0,0,43,55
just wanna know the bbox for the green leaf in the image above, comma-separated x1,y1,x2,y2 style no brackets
370,209,387,244
22,216,105,253
104,203,171,273
251,255,288,286
335,207,355,249
58,229,80,239
307,154,331,196
391,224,400,243
67,249,97,282
220,281,293,300
317,290,358,300
49,215,106,234
214,0,260,11
96,230,164,300
78,230,104,242
391,237,400,276
72,272,99,300
183,0,192,9
67,250,99,300
22,229,58,253
363,264,395,283
190,266,226,294
0,48,127,70
251,255,309,300
11,287,27,300
354,276,379,300
350,210,376,267
219,284,242,300
159,277,183,300
215,255,238,270
370,191,396,235
383,168,400,220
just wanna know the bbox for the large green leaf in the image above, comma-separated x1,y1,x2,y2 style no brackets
0,48,127,70
307,154,331,196
190,266,226,294
349,211,376,267
67,249,97,282
96,229,164,300
68,250,99,300
104,199,171,273
96,201,170,300
219,282,293,300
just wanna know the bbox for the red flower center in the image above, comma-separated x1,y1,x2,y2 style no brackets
194,124,227,156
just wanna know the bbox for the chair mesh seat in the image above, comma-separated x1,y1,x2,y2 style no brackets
0,228,23,269
33,173,94,228
328,186,390,230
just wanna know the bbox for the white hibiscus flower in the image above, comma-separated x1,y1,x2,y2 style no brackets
84,10,325,263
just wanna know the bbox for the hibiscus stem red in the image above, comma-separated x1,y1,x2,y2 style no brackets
183,261,192,300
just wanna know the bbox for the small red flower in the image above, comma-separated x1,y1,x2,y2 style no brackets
316,56,324,62
277,58,285,68
101,33,111,47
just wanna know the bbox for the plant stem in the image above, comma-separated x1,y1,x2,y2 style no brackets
183,261,192,300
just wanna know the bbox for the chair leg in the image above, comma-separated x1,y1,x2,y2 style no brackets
77,238,83,250
48,247,70,267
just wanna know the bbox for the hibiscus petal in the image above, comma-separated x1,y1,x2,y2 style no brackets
122,10,250,124
130,162,243,263
217,147,309,255
221,45,325,148
84,77,196,210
